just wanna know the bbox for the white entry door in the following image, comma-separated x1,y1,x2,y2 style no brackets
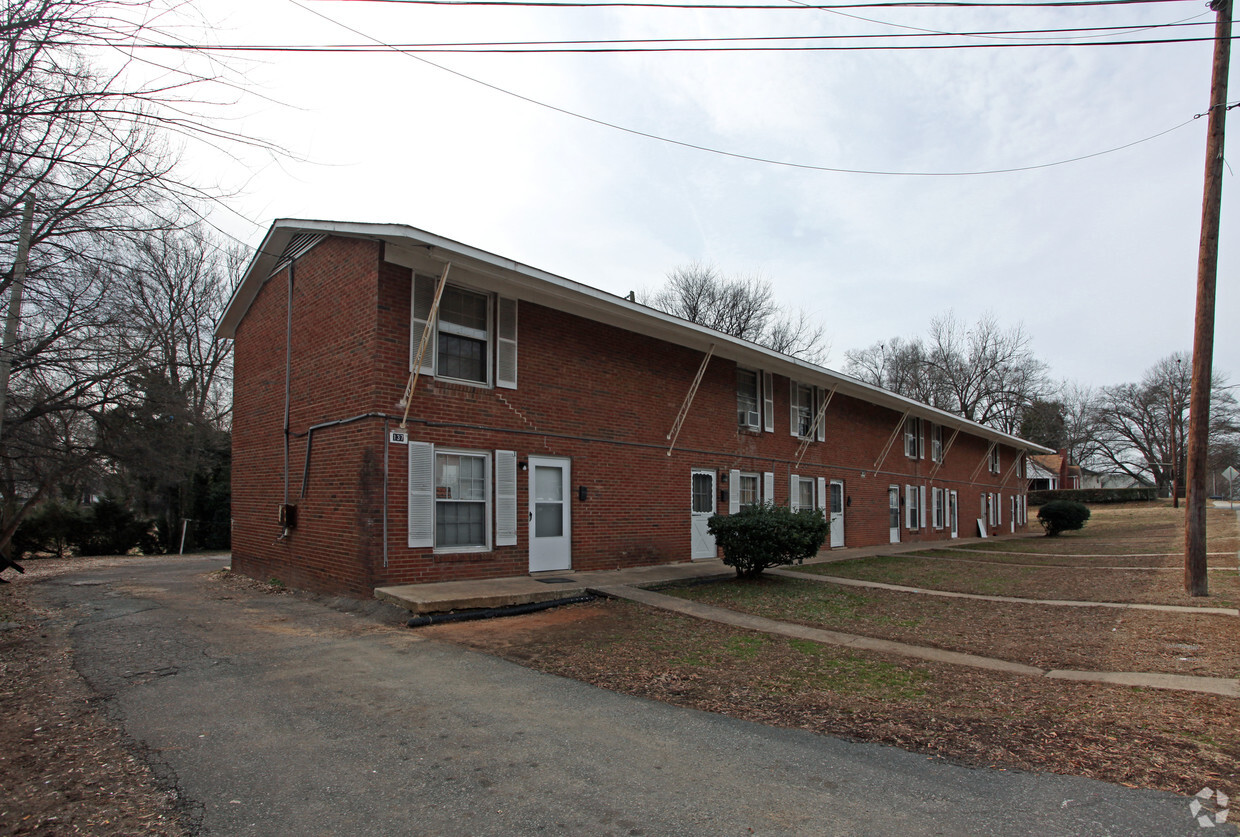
529,456,571,572
949,490,959,539
829,480,845,548
888,486,901,544
690,470,717,559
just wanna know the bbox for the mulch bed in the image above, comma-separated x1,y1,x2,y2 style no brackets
799,556,1240,608
0,574,185,837
423,599,1240,797
663,575,1240,677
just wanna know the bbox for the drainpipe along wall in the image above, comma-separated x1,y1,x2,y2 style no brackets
281,260,295,539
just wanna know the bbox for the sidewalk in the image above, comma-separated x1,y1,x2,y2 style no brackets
374,533,1014,613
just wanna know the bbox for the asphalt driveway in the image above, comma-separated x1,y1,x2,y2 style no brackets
29,555,1228,836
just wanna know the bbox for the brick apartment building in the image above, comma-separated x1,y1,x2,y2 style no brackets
216,219,1050,597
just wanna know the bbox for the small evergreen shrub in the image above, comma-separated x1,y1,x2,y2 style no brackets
707,502,829,578
1037,500,1091,537
11,501,90,559
75,499,156,556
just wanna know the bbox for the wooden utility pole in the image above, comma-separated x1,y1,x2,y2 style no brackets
0,196,34,444
1185,0,1232,597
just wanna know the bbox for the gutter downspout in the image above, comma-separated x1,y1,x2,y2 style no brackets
280,260,295,540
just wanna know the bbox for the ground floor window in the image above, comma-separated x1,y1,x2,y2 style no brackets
790,475,815,511
738,473,760,509
435,452,489,548
932,487,945,529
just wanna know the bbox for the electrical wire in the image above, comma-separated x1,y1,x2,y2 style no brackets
324,0,1196,8
121,20,1220,53
290,0,1208,177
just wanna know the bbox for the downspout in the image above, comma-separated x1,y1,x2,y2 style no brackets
280,260,295,540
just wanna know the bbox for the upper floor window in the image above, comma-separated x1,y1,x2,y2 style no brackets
791,382,814,438
437,286,490,383
737,369,760,430
411,273,517,389
989,445,1001,474
930,423,943,462
904,417,923,459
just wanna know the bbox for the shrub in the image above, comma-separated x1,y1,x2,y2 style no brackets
707,502,829,578
75,498,155,556
1037,500,1091,537
11,501,90,559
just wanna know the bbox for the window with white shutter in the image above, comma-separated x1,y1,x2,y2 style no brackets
408,275,516,389
762,372,774,432
408,442,435,547
496,297,517,389
495,450,517,546
763,471,775,504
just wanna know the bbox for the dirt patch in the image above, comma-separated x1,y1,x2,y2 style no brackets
663,575,1240,676
0,574,185,836
799,556,1240,608
425,599,1240,797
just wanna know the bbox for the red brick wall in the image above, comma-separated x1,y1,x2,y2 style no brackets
230,234,1033,596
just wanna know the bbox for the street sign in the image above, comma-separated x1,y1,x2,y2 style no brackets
1224,466,1239,482
389,429,409,445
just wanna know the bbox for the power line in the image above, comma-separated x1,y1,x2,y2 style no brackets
290,0,1205,176
325,0,1194,8
122,35,1226,51
122,20,1220,53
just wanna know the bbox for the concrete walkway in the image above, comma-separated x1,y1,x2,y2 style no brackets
374,535,1023,613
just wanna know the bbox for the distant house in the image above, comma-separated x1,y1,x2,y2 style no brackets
1027,450,1083,491
1080,469,1148,490
216,219,1052,597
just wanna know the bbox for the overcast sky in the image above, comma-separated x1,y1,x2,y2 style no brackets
166,0,1235,390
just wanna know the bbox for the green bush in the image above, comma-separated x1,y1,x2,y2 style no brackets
11,501,90,559
707,502,829,578
75,498,155,556
1037,500,1091,537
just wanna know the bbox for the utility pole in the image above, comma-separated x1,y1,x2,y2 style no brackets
1185,0,1232,597
0,196,34,444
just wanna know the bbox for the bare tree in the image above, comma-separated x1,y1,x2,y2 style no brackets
843,337,938,405
922,312,1049,434
845,312,1049,434
642,264,828,363
1091,353,1238,494
0,1,270,560
96,226,240,549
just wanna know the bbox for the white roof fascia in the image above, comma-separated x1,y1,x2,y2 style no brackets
216,218,1053,456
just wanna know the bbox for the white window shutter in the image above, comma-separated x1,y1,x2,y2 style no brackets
816,477,826,512
790,475,800,511
410,274,436,374
763,471,775,504
789,380,798,436
495,450,517,546
496,297,518,389
919,485,927,530
997,493,1003,525
815,388,826,442
729,469,741,514
905,485,914,529
408,442,434,547
762,372,774,432
918,419,925,459
932,489,940,528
